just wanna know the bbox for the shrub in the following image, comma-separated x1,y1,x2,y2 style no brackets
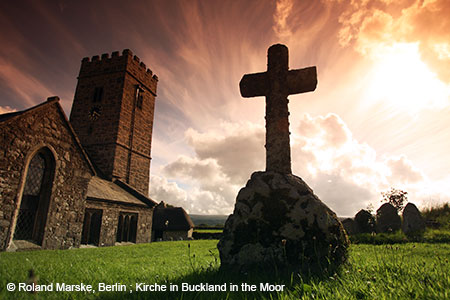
422,203,450,230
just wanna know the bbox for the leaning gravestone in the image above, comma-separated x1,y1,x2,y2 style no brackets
376,203,401,233
402,203,426,236
218,44,348,274
354,209,376,233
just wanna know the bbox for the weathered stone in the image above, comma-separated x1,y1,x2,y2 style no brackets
239,44,317,174
376,203,401,233
0,50,159,251
354,209,376,233
220,44,345,274
218,171,349,274
402,203,426,236
341,218,359,235
71,49,158,196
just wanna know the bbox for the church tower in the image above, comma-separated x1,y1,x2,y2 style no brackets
69,49,158,196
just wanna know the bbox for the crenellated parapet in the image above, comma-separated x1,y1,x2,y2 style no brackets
79,49,158,95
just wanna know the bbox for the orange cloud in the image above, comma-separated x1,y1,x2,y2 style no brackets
0,106,16,114
334,0,450,83
273,0,294,39
151,114,444,216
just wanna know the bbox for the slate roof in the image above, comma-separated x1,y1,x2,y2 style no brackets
153,206,194,231
87,176,157,208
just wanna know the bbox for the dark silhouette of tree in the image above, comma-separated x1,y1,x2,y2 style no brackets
381,188,408,212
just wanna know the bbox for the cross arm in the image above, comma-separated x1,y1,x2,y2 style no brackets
287,66,317,95
239,72,267,98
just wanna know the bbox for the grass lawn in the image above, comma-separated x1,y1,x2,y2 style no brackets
1,240,449,299
193,229,223,233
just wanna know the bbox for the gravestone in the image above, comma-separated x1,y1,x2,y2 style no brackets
218,44,348,274
402,203,425,236
342,218,359,235
376,203,401,233
354,209,375,233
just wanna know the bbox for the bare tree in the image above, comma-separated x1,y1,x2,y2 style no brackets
381,188,408,212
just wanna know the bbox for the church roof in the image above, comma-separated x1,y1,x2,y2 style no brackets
153,206,194,231
0,97,96,175
87,176,157,208
0,111,21,122
1,98,157,209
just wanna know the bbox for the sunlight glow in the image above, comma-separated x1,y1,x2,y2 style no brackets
365,43,450,114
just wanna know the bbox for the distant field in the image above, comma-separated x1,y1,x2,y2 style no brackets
1,240,449,299
193,229,223,233
189,214,228,227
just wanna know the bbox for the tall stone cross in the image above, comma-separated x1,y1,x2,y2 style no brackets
240,44,317,174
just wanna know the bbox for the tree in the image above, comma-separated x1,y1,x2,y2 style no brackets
381,188,408,212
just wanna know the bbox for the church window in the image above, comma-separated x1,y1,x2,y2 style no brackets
81,208,102,246
116,212,138,243
135,86,144,110
93,87,103,102
14,148,54,245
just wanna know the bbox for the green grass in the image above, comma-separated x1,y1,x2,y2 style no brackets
193,229,223,233
350,228,450,244
1,240,449,299
423,203,450,230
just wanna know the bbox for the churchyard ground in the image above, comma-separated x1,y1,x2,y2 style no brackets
1,238,449,299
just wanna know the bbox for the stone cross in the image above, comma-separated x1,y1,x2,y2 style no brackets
239,44,317,174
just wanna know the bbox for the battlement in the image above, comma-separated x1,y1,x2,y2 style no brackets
79,49,158,93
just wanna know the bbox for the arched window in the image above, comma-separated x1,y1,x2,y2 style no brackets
14,148,55,245
81,209,102,246
116,212,138,243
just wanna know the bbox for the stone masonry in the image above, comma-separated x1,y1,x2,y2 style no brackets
1,49,159,251
0,98,94,250
85,199,153,246
70,50,158,196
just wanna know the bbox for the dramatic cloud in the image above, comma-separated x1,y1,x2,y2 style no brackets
150,113,445,216
333,0,450,83
0,58,55,107
0,106,16,114
152,122,265,214
1,0,449,216
149,175,189,209
184,122,265,184
273,0,294,39
386,155,424,184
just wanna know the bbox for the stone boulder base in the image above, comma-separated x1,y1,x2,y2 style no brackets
376,203,401,233
354,209,376,233
402,203,426,236
218,171,349,274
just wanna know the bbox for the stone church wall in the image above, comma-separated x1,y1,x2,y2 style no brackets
70,50,158,196
0,99,93,250
85,200,153,246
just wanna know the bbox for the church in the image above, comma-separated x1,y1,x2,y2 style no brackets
0,50,160,251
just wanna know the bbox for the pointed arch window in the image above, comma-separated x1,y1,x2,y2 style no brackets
14,148,55,245
116,212,138,243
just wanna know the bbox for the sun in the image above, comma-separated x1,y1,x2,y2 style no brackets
364,43,450,115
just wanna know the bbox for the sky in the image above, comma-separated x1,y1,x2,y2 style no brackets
1,0,449,216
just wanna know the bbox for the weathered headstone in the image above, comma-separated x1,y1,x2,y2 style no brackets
354,209,375,233
342,218,359,235
402,203,425,236
376,203,401,233
218,44,348,274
